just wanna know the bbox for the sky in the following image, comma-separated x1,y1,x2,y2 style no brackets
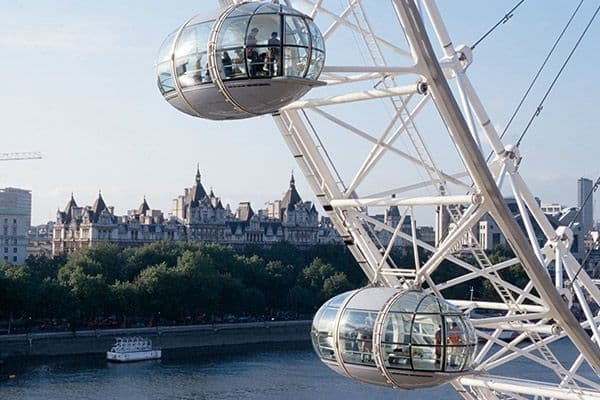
0,0,598,225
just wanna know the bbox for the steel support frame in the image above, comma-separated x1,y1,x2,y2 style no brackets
263,0,600,398
397,0,600,374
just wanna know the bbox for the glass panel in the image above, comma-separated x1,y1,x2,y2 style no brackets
234,2,262,15
158,32,176,63
416,295,441,313
176,53,210,88
438,298,461,313
248,14,281,46
311,325,321,357
316,307,338,360
412,345,441,371
445,316,468,346
383,313,412,344
411,314,441,346
157,61,175,95
247,46,280,78
445,345,469,372
283,46,308,77
306,49,325,80
339,310,376,365
256,4,281,14
280,4,304,17
463,344,475,369
284,16,310,47
328,290,354,308
462,317,478,345
317,307,338,334
216,49,247,80
389,291,421,313
383,343,411,369
307,19,325,51
175,22,214,58
218,16,251,49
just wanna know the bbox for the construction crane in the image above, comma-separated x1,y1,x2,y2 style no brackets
0,152,42,161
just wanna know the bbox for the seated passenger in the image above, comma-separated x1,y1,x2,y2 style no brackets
222,51,233,78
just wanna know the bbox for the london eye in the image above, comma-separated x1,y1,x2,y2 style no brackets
157,1,600,398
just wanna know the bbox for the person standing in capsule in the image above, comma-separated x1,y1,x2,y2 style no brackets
246,27,259,77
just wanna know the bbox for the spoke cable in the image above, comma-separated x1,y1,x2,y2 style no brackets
499,0,585,142
516,4,600,147
470,0,526,51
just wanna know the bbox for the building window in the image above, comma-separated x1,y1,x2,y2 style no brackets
13,247,17,253
13,256,16,262
3,256,7,261
13,219,16,224
12,239,16,245
3,239,7,245
3,247,7,253
3,218,7,224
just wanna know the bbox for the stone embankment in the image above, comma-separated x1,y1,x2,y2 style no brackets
0,320,311,360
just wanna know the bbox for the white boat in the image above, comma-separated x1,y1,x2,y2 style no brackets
106,336,161,362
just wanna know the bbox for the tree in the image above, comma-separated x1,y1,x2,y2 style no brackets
0,263,32,332
322,272,353,299
110,280,138,326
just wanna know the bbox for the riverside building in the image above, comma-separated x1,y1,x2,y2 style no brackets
52,169,434,256
53,169,329,255
0,187,32,264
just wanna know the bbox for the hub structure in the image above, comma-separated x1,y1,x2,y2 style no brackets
159,1,600,399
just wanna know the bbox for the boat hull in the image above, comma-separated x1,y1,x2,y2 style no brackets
106,350,162,363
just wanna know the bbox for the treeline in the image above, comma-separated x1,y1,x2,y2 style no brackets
0,241,524,331
0,242,368,329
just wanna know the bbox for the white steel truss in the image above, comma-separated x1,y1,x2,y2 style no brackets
220,0,600,398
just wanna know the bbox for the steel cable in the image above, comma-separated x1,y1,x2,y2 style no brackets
516,4,600,147
500,0,585,143
470,0,527,51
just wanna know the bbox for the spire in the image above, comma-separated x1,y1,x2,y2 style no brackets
191,165,207,204
92,191,107,216
138,196,150,215
64,192,77,212
281,173,302,212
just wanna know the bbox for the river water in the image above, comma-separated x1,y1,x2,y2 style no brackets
0,340,593,399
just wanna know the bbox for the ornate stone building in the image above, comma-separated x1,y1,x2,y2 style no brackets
52,169,326,255
52,193,185,255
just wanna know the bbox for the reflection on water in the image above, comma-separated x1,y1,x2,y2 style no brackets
0,339,592,400
0,342,456,400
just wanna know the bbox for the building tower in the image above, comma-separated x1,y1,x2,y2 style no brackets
578,177,594,233
0,187,32,264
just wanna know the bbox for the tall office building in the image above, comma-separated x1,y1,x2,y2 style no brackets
0,187,32,264
578,177,594,233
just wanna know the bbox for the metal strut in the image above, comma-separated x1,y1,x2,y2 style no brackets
393,0,600,374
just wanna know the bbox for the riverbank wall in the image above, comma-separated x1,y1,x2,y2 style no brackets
0,320,311,360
